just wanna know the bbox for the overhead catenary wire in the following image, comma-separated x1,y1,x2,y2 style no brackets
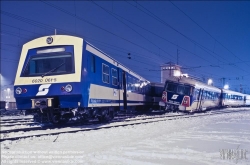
126,1,250,74
0,10,246,79
1,2,249,92
89,1,250,87
91,1,176,63
169,1,250,68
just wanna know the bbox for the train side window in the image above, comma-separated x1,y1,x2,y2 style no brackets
208,92,211,100
128,76,132,91
203,91,207,99
194,88,199,100
102,63,110,84
136,79,140,92
91,55,96,73
119,70,123,89
111,68,118,86
132,78,135,91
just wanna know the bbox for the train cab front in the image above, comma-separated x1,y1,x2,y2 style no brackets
159,81,193,112
14,35,84,123
14,82,82,123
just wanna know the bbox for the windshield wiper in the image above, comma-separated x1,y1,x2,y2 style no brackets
41,62,65,78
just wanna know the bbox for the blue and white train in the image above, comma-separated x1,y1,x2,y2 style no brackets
159,76,250,112
14,35,157,123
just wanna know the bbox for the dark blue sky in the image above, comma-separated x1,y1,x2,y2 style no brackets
1,1,250,93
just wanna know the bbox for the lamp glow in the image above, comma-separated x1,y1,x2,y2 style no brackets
224,84,229,89
208,79,213,85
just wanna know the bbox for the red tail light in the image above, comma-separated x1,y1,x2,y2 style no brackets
162,91,167,102
181,96,190,107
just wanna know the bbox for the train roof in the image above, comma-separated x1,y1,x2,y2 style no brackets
149,82,165,87
23,35,149,83
85,41,149,83
165,76,221,92
222,89,245,96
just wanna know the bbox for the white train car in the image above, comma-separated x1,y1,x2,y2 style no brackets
159,76,221,112
221,89,245,107
245,94,250,106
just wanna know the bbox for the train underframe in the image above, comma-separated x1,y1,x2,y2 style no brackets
21,96,161,124
26,107,115,124
24,97,116,124
26,103,150,124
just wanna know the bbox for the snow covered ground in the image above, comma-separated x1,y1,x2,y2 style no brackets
1,109,250,165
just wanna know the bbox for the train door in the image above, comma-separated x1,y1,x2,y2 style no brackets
118,69,127,110
123,71,127,110
196,88,204,111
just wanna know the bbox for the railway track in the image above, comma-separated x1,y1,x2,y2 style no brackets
0,112,179,134
1,122,38,127
1,108,249,142
0,111,166,130
0,118,33,124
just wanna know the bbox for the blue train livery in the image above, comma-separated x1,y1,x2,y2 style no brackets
14,35,155,123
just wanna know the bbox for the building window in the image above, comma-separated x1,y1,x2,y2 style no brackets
102,63,109,83
91,55,95,73
112,68,118,86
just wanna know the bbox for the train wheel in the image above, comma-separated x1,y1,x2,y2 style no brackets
98,110,114,123
33,113,42,123
51,114,61,124
79,113,89,123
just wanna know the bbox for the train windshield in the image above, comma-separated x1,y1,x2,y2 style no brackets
165,82,191,95
22,53,74,77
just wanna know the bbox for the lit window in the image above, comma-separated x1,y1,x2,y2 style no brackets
102,64,109,83
112,68,118,86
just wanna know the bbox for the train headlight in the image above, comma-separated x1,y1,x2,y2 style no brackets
16,87,22,94
65,84,72,93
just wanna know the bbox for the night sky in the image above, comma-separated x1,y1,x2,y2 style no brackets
1,1,250,94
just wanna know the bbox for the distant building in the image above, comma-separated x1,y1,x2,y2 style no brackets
160,62,182,83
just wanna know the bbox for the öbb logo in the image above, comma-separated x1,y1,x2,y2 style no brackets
36,84,51,96
171,94,178,99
